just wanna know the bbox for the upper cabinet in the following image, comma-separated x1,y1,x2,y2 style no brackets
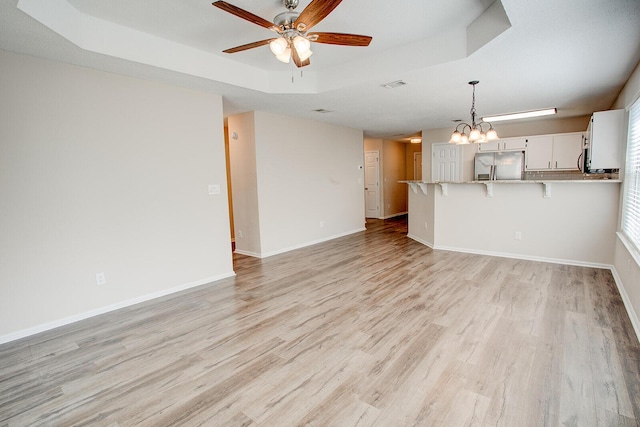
588,109,625,170
525,136,553,169
477,131,584,171
525,132,583,171
477,137,527,152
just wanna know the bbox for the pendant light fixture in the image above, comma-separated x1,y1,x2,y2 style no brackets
450,81,498,145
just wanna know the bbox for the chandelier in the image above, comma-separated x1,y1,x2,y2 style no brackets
449,81,498,144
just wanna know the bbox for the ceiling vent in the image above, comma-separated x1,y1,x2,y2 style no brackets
381,80,407,89
313,109,333,113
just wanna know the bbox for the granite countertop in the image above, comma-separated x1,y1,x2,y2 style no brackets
401,179,621,184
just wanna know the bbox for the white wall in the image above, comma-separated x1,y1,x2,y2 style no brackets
228,112,262,256
612,58,640,338
228,111,365,257
407,186,435,247
0,50,234,342
408,182,619,266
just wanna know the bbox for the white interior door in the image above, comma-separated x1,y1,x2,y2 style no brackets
364,150,380,218
414,152,422,180
432,143,462,182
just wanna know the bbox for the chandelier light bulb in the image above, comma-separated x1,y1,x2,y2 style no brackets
459,133,469,145
450,131,461,144
269,37,288,55
486,128,498,140
469,128,481,141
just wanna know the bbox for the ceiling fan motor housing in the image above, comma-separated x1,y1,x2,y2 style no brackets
283,0,299,10
274,11,299,28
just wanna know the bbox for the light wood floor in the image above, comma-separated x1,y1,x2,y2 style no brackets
2,216,640,426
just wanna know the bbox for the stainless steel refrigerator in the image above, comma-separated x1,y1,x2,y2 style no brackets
474,151,524,181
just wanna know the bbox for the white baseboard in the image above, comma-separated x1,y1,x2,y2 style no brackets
234,249,262,258
0,271,236,345
610,266,640,344
432,244,613,270
382,212,408,220
260,227,366,258
407,233,434,248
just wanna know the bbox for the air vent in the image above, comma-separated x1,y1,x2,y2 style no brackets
313,109,333,114
381,80,407,89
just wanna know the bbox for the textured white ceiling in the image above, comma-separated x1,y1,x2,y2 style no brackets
2,0,640,139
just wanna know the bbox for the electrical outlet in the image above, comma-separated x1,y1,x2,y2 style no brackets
96,272,106,286
208,184,221,195
515,232,522,241
319,221,324,228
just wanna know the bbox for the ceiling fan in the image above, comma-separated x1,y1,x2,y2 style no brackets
212,0,372,67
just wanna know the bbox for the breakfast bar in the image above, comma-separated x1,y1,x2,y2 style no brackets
402,179,621,267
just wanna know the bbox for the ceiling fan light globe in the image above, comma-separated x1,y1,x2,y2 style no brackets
298,48,313,61
293,35,311,54
275,47,292,63
269,37,288,55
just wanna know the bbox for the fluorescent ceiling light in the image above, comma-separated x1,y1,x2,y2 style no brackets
481,108,557,122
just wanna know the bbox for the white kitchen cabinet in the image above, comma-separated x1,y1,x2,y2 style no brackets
477,141,500,151
552,133,583,169
502,137,527,150
525,132,583,171
477,137,527,152
525,136,553,169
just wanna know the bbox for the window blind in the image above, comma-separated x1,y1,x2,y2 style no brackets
622,96,640,252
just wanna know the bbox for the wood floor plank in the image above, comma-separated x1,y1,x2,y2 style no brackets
1,216,639,426
559,311,598,426
589,325,635,418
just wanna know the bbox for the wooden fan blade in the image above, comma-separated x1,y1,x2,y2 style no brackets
212,1,274,29
308,32,372,46
291,47,311,68
294,0,343,31
223,39,274,54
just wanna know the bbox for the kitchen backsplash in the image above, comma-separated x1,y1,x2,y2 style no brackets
523,170,619,180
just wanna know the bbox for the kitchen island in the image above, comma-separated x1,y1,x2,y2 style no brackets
402,179,621,267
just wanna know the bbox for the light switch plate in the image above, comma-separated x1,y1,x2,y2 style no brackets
208,184,221,195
